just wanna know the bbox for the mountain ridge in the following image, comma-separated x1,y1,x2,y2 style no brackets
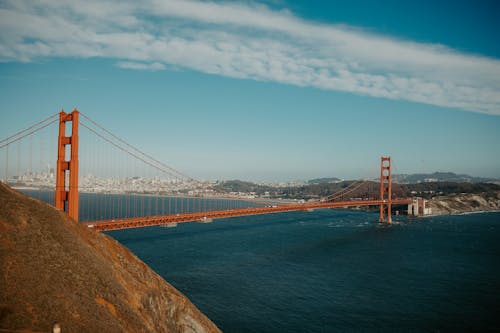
391,171,497,184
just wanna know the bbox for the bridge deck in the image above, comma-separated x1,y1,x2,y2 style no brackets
83,199,412,231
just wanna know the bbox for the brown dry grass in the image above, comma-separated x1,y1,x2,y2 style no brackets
0,183,221,333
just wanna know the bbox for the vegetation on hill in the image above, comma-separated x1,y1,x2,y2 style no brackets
215,179,275,194
405,182,500,199
307,177,341,185
392,172,497,184
216,179,500,201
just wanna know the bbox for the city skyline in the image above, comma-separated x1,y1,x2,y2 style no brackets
1,0,499,181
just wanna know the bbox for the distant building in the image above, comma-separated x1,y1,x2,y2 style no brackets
408,198,432,216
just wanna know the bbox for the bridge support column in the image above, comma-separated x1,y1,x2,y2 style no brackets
55,109,79,221
379,156,392,223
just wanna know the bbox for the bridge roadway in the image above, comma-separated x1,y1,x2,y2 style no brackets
83,198,412,232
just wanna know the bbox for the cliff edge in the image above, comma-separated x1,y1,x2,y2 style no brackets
0,183,221,333
428,191,500,215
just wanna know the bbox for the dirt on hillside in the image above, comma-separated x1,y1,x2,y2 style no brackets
0,183,221,333
428,191,500,215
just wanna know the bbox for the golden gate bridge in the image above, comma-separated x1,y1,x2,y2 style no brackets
0,109,413,231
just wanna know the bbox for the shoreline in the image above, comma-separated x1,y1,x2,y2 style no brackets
421,209,500,218
11,185,297,203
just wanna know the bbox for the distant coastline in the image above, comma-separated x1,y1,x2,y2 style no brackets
427,191,500,216
420,210,500,219
10,185,500,218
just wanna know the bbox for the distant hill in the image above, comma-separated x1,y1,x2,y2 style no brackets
393,172,497,184
0,183,221,333
405,181,500,198
306,172,498,186
307,177,341,185
216,177,500,201
216,179,275,193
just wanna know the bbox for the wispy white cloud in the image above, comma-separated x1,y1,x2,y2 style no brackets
116,61,165,71
0,0,499,115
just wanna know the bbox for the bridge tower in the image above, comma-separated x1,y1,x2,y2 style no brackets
379,156,392,223
55,109,79,221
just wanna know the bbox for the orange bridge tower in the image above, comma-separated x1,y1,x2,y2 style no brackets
55,109,79,221
379,156,392,223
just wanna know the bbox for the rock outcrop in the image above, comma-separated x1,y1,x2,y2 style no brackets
428,191,500,215
0,183,221,333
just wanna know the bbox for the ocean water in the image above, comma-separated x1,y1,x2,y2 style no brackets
108,209,500,333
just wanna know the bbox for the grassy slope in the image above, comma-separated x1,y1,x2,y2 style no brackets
0,183,221,333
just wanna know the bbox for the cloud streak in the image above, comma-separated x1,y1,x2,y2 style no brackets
1,0,499,115
116,61,165,71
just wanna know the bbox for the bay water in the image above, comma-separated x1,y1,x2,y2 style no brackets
110,210,500,332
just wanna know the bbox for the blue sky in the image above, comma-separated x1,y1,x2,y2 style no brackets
0,0,499,181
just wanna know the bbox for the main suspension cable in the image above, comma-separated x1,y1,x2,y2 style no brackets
324,180,370,201
0,113,58,144
80,121,191,180
0,118,58,149
80,113,195,181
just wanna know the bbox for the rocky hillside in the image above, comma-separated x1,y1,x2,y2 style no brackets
0,183,221,333
428,191,500,215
